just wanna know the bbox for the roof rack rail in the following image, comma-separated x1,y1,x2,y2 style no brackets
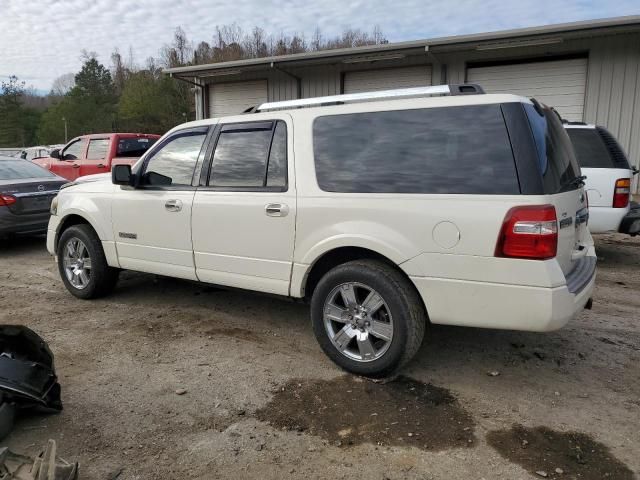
256,83,485,112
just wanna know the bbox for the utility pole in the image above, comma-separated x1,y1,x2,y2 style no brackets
62,117,68,143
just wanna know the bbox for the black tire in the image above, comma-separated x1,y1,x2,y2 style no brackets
311,259,426,378
57,224,119,299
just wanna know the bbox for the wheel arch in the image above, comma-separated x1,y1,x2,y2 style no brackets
300,246,425,315
55,213,101,252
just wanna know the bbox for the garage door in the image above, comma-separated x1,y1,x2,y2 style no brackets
344,66,432,94
467,58,588,121
208,80,268,118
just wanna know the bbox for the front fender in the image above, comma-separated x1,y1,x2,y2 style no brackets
55,206,111,244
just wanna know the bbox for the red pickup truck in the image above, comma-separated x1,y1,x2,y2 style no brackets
33,133,161,181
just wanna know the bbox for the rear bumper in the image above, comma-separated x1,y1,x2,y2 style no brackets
410,254,596,332
588,205,629,233
0,210,50,237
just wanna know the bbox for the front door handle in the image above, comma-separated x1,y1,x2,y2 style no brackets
72,164,80,169
265,203,289,217
165,199,183,212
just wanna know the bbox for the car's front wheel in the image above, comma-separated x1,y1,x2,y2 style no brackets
311,259,426,378
57,224,119,299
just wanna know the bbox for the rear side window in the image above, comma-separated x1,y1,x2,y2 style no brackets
209,120,287,189
0,160,56,180
524,104,581,193
86,139,110,160
566,128,630,169
117,138,157,157
313,105,519,194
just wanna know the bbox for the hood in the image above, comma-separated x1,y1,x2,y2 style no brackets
61,172,111,190
76,172,111,183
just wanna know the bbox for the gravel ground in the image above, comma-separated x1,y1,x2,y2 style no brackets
0,233,638,479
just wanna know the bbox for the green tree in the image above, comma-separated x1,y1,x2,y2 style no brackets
38,57,117,143
117,68,189,133
0,76,41,147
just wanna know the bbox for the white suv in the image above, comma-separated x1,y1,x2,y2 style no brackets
564,123,638,235
47,85,596,377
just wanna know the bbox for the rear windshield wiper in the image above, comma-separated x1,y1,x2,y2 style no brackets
557,175,586,193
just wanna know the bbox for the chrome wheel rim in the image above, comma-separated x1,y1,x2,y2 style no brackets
62,237,91,290
323,282,394,363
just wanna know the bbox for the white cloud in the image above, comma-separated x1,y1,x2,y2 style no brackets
1,0,638,90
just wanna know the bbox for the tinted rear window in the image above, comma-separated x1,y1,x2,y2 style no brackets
524,104,581,193
566,127,630,169
0,160,56,180
313,105,519,194
117,138,158,157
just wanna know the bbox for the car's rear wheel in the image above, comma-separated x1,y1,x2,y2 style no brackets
311,259,426,378
57,224,119,299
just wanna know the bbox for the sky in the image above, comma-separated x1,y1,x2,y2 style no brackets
1,0,638,92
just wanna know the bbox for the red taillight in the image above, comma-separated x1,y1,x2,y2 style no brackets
0,194,16,207
613,178,630,208
495,205,558,260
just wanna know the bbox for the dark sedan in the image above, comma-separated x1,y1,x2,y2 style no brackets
0,157,66,239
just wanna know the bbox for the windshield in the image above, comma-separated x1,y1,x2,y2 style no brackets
525,103,581,193
117,138,158,158
0,159,56,180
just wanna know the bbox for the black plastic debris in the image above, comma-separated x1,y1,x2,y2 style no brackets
0,440,78,480
0,394,15,442
0,325,62,411
0,326,62,442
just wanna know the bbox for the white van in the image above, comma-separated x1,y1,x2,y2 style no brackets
47,85,595,377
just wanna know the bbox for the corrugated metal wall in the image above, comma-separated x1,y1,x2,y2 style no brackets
201,32,640,191
583,32,640,192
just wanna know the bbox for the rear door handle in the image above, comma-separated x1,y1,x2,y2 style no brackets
97,163,105,168
165,199,183,212
265,203,289,217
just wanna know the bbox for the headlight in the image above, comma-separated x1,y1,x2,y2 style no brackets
50,196,58,215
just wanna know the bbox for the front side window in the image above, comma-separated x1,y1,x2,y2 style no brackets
209,120,287,189
62,139,85,160
141,130,207,187
313,105,519,194
86,139,110,160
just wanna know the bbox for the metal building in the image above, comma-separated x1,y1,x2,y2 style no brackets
165,16,640,191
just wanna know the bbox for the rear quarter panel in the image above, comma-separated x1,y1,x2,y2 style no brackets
582,167,632,207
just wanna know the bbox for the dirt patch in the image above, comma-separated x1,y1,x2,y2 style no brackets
255,375,475,450
204,326,264,344
486,424,635,479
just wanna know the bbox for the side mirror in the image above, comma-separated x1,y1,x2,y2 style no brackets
50,149,60,159
112,164,133,186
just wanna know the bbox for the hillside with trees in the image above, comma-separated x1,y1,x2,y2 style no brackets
0,25,386,147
